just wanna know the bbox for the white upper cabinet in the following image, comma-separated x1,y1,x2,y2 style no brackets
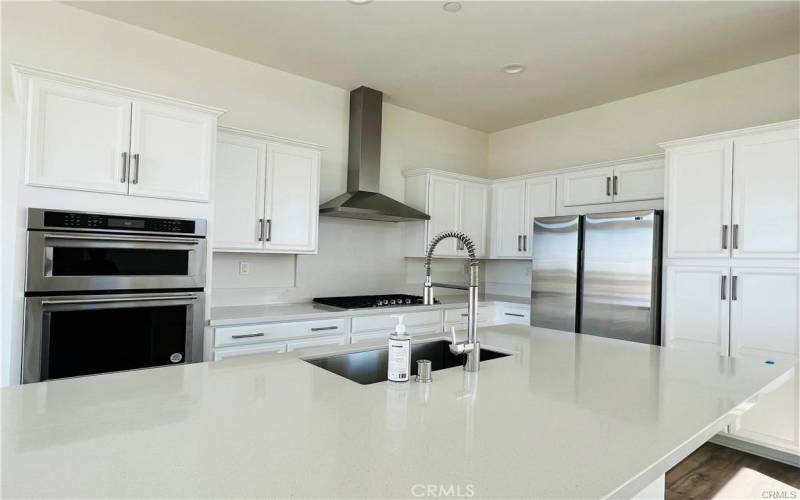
664,140,733,259
14,65,224,201
128,101,215,201
492,180,527,258
664,265,730,356
612,160,665,202
24,78,132,195
560,167,614,206
457,181,489,258
492,176,557,259
559,158,664,207
214,133,267,250
523,176,558,257
662,121,800,261
731,128,800,260
213,127,322,254
263,143,321,253
403,171,489,258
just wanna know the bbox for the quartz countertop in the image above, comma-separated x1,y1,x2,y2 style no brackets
2,325,793,499
209,294,529,326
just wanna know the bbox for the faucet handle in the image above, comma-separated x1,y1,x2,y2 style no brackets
449,326,457,345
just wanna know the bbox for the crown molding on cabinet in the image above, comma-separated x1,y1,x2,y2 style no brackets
658,119,800,149
402,168,491,184
217,125,326,150
11,63,227,116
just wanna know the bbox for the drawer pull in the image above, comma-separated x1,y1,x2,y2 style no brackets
461,313,468,317
231,333,265,339
310,326,338,332
504,312,525,317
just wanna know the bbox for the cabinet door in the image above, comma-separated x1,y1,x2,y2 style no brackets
286,335,347,352
427,176,460,256
732,128,800,259
729,267,800,454
25,78,132,194
560,167,614,206
129,101,215,201
263,143,321,253
492,181,526,258
664,266,730,356
213,133,267,250
213,342,286,361
458,181,488,257
665,140,733,259
523,176,557,257
612,160,664,202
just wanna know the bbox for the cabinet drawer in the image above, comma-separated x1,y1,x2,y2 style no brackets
351,310,442,333
496,307,530,325
215,318,347,347
444,306,491,324
213,341,286,361
286,335,347,352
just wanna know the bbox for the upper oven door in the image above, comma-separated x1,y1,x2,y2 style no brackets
26,231,206,292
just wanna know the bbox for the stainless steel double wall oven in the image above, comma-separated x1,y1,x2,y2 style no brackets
23,209,207,383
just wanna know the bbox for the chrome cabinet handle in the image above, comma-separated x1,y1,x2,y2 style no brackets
613,175,618,196
732,275,738,301
120,152,129,183
42,294,198,306
42,233,200,245
606,177,611,196
517,235,522,252
131,153,140,184
310,326,338,332
523,234,527,252
257,219,264,242
733,224,739,249
721,275,727,300
265,219,272,242
504,312,525,317
461,313,469,317
231,333,265,340
722,225,729,250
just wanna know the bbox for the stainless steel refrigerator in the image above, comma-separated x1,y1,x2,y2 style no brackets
530,210,663,345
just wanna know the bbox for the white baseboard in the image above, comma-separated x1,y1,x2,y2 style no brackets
711,434,799,468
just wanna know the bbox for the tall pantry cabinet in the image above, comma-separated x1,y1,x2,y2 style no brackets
661,120,800,463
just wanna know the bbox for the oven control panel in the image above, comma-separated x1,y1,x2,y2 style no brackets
41,210,198,235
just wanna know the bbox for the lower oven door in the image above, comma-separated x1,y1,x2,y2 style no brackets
23,291,205,384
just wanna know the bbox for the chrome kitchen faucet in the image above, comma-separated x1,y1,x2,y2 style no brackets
423,231,481,372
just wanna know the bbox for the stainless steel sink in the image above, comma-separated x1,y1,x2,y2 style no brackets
303,339,511,385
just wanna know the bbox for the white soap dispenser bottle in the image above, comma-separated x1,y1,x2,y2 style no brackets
387,315,411,382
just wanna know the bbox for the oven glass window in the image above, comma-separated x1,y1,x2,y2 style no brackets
46,305,187,380
51,248,190,276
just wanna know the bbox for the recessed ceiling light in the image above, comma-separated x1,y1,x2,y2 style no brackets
501,64,526,75
443,2,462,12
348,0,372,4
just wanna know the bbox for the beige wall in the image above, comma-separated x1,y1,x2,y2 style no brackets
488,54,800,178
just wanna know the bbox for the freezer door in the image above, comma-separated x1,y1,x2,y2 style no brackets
530,216,580,332
580,210,662,345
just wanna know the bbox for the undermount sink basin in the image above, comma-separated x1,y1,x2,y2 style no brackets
303,339,511,385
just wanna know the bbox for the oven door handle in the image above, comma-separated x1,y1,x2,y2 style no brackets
41,294,199,306
42,233,201,245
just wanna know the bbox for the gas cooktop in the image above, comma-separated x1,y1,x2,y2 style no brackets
312,294,439,310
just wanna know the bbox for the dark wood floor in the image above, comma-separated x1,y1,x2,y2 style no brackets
666,443,799,499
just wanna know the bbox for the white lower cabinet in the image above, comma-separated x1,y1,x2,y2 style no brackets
443,306,492,330
665,264,800,457
350,310,443,343
213,341,286,361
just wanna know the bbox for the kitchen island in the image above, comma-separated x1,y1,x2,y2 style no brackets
1,325,793,499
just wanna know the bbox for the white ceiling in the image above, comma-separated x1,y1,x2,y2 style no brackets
68,1,799,132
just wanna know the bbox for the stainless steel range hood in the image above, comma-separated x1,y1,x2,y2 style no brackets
319,87,430,222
